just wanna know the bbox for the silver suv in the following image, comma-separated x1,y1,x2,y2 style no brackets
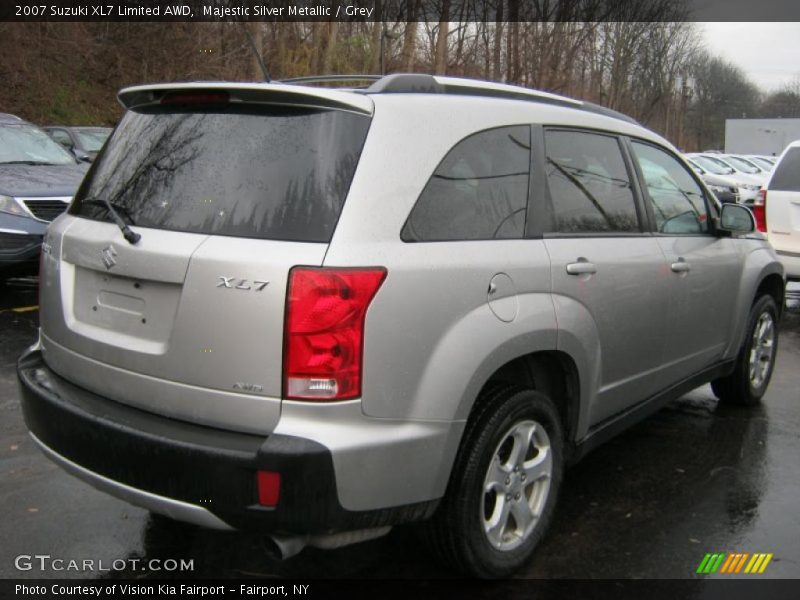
18,74,785,578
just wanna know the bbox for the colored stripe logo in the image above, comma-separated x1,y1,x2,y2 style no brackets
697,552,773,574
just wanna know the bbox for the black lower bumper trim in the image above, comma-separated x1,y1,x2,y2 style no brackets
17,350,438,534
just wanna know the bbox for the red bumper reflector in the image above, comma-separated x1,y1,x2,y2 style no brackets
256,470,281,507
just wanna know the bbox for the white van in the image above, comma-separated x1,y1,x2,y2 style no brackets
760,141,800,280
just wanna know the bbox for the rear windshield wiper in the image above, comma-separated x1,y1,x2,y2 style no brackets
81,197,141,245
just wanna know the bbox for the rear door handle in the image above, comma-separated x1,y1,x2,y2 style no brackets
566,261,597,275
671,258,691,273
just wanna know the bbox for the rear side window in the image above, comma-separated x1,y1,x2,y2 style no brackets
401,126,530,241
630,141,709,235
770,148,800,191
70,106,371,243
544,130,639,233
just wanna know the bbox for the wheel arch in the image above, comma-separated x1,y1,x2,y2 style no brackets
470,350,582,452
724,247,785,360
755,272,785,316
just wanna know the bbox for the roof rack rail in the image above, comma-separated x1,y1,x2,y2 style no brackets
281,75,382,87
579,101,640,126
366,73,446,94
282,73,641,126
362,73,641,126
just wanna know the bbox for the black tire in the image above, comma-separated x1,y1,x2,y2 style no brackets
423,386,564,578
712,294,779,406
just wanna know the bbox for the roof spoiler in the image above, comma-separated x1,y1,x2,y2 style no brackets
117,82,373,116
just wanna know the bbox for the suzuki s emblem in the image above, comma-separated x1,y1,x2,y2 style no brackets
101,245,118,270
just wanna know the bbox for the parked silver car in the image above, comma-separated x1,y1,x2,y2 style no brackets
18,74,785,578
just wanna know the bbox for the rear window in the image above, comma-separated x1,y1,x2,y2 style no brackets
770,148,800,192
70,105,371,243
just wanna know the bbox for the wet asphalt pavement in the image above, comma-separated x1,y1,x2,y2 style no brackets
1,278,799,581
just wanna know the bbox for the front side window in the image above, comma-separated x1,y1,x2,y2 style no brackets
544,130,639,233
631,142,710,234
402,126,530,241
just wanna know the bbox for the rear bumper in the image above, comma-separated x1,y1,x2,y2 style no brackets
29,431,234,531
17,349,439,534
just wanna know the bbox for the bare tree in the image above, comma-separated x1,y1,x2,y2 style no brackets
433,0,450,75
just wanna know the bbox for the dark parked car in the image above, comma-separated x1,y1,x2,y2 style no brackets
0,113,87,280
43,126,112,162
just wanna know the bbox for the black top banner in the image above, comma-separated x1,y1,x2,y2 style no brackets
3,0,800,22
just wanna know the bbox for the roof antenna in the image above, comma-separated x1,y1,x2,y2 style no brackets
241,23,271,82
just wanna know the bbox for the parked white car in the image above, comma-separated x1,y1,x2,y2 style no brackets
759,140,800,280
686,153,762,203
684,157,741,204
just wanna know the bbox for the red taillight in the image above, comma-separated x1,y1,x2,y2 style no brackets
256,470,281,507
753,189,767,232
284,267,387,401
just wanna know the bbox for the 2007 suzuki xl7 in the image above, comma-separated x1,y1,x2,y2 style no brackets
18,74,785,577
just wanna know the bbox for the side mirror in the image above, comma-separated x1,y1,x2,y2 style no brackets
726,168,735,175
718,203,755,234
74,150,92,162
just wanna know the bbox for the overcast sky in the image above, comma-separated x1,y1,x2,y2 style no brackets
700,22,800,92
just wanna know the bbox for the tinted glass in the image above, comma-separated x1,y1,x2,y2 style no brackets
0,124,76,165
544,130,638,233
770,148,800,192
402,126,530,241
70,106,371,243
631,142,710,234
